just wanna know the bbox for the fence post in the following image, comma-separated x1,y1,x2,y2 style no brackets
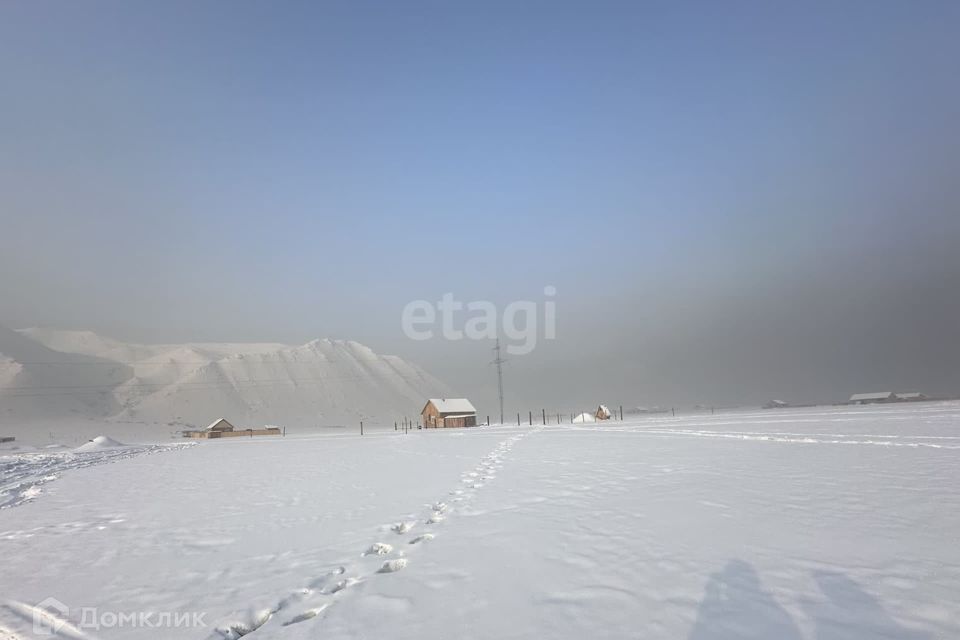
529,411,532,426
517,413,520,426
542,408,546,425
360,421,364,436
620,405,623,420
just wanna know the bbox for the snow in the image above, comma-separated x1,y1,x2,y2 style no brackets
1,402,958,639
572,412,596,423
73,435,127,453
426,398,476,414
0,326,131,422
0,439,192,509
1,328,450,437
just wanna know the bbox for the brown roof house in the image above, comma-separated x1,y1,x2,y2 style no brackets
421,398,477,428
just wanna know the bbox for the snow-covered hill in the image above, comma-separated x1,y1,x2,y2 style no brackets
0,326,132,421
1,328,450,428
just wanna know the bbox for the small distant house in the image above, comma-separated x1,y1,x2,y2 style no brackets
183,418,281,439
632,406,669,415
849,392,897,405
0,436,14,443
896,392,927,402
595,404,612,420
763,400,790,409
421,398,477,428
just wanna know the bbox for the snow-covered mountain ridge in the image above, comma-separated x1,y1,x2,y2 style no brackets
0,327,450,427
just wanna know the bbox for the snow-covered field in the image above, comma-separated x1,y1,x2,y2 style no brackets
1,402,958,639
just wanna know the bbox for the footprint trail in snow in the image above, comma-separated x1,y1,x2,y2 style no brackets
209,428,539,637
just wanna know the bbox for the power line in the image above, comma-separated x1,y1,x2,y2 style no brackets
490,338,507,425
0,357,412,366
0,372,434,398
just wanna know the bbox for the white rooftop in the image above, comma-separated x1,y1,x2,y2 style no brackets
427,398,476,414
849,392,895,401
205,418,235,431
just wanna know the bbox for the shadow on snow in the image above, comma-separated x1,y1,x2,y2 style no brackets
688,560,932,640
803,570,933,640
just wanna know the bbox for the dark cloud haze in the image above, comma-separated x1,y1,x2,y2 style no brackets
1,1,958,414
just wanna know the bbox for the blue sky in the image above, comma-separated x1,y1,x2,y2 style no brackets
2,1,959,408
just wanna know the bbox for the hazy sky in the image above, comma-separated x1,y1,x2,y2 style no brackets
2,1,959,412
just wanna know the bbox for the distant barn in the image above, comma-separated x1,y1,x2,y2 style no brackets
849,392,897,405
896,392,927,402
421,398,477,428
183,418,281,439
848,392,929,405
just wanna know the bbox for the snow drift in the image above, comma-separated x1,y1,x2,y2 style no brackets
74,435,127,453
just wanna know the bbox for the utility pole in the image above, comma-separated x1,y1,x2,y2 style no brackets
491,337,507,425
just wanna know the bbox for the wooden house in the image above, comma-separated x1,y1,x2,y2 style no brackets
421,398,478,428
183,418,281,439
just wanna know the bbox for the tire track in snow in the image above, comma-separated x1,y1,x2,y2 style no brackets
0,443,196,510
209,428,540,638
567,426,960,449
1,599,99,640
